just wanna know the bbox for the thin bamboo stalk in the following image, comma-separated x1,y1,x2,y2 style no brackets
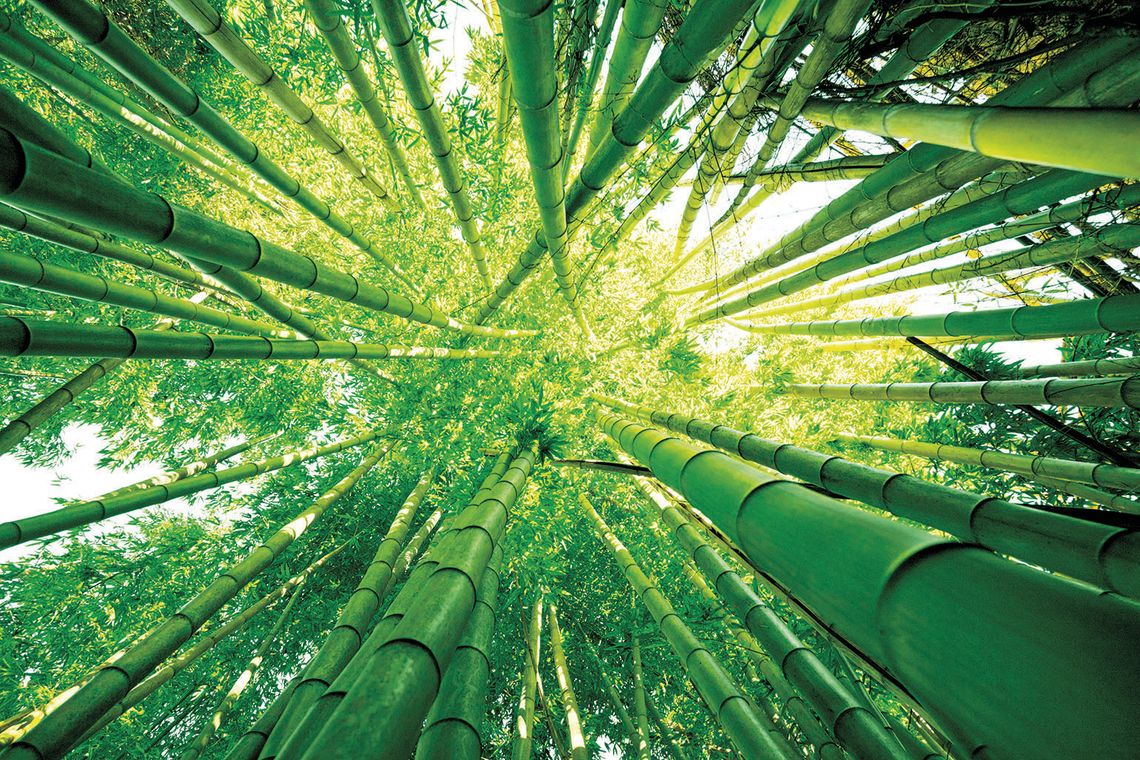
564,0,621,171
0,316,502,362
370,0,492,287
28,0,418,291
0,431,384,551
3,441,391,760
577,493,801,760
1017,356,1140,379
177,577,305,760
596,394,1140,596
282,449,535,760
599,412,1140,759
498,0,593,337
548,604,589,759
511,597,543,760
303,0,423,207
631,634,651,760
0,130,535,339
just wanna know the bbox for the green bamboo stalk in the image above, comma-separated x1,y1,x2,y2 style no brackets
563,0,621,171
165,0,395,208
599,411,1140,759
739,294,1140,342
631,634,651,760
1030,475,1140,515
695,37,1140,297
627,475,914,759
3,441,391,760
583,0,669,160
799,98,1140,179
0,203,219,293
262,466,441,756
413,547,503,760
178,577,305,760
228,507,442,760
303,0,423,207
370,0,492,287
599,394,1140,597
86,434,273,502
837,432,1140,496
677,560,847,760
644,692,688,760
0,250,291,337
280,449,534,760
576,492,801,760
556,0,600,156
687,169,1113,324
511,597,544,760
0,41,275,211
270,455,513,759
0,84,105,173
548,604,589,759
0,129,535,339
0,431,384,551
686,152,895,188
28,0,418,292
1017,356,1140,379
0,316,502,362
498,0,593,337
716,0,872,226
476,0,754,324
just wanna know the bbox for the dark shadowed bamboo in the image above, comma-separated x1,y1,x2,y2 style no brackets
3,441,392,760
0,130,533,339
577,492,800,760
598,394,1140,597
599,412,1140,759
370,0,492,287
303,0,422,206
564,0,621,170
284,449,535,760
29,0,418,291
0,431,383,551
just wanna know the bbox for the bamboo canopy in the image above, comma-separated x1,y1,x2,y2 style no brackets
2,3,1139,759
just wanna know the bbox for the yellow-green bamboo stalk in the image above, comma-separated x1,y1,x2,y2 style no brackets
371,0,492,287
631,634,651,760
5,441,392,760
548,604,589,759
165,0,396,208
1017,356,1140,379
799,98,1140,179
303,0,422,207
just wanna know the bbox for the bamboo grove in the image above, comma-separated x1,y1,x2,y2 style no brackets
0,0,1137,758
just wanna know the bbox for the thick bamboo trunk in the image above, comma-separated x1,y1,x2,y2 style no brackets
279,449,535,760
596,394,1140,597
599,412,1140,759
0,129,534,340
4,442,391,760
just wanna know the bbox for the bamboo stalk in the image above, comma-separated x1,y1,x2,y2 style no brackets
563,0,621,171
4,441,392,760
0,129,535,339
28,0,419,292
548,604,589,759
631,634,651,760
1017,356,1140,379
511,597,544,760
599,411,1140,759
